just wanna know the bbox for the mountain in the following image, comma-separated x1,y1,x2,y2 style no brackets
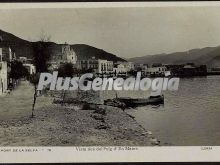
0,29,125,62
0,29,33,58
128,46,220,67
2,29,220,67
71,44,126,62
196,47,220,67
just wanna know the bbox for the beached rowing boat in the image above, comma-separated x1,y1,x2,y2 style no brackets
116,95,164,107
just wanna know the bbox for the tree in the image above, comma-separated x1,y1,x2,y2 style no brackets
29,73,40,118
9,60,29,87
32,41,51,73
30,32,51,118
58,63,75,77
57,63,75,105
39,29,51,42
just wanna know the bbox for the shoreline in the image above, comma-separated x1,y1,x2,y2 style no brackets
0,95,160,146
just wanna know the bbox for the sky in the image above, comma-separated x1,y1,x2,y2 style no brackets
1,6,220,58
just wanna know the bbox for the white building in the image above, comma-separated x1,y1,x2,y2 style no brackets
61,43,77,64
97,60,113,75
23,63,36,75
113,63,127,76
183,64,196,69
0,49,8,95
18,56,28,63
1,47,14,62
145,66,167,77
49,43,77,70
77,57,114,76
0,48,2,61
116,61,135,72
77,58,97,71
127,62,135,71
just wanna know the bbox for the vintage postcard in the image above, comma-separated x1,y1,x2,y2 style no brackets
0,1,219,163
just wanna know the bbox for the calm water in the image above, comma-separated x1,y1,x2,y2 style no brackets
102,76,220,146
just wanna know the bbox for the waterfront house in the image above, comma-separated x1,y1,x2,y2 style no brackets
97,59,113,76
116,61,135,72
145,66,167,77
77,57,114,76
165,63,207,77
113,63,127,77
180,64,207,77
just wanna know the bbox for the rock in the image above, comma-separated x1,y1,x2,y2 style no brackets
104,99,126,109
95,124,110,130
53,98,63,104
81,103,99,110
146,131,153,135
150,137,160,145
82,103,92,110
93,108,106,115
61,140,69,144
90,113,105,122
141,132,148,136
127,114,135,119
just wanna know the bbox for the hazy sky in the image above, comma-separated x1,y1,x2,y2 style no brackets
1,6,220,58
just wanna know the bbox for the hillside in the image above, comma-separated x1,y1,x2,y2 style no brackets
0,29,125,62
0,29,33,58
70,44,125,62
129,46,220,67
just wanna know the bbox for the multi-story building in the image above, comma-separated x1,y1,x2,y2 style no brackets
97,60,113,75
134,63,149,71
61,43,77,64
113,63,127,76
116,61,135,72
77,58,98,71
49,43,77,70
77,57,114,76
23,63,36,75
0,48,8,95
127,62,135,71
19,56,33,64
145,66,167,77
1,46,16,62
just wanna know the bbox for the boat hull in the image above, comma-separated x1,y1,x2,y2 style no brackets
117,95,164,107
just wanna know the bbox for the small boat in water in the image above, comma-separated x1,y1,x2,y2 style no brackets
116,94,164,107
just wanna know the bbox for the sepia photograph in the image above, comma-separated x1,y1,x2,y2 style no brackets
0,2,220,153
